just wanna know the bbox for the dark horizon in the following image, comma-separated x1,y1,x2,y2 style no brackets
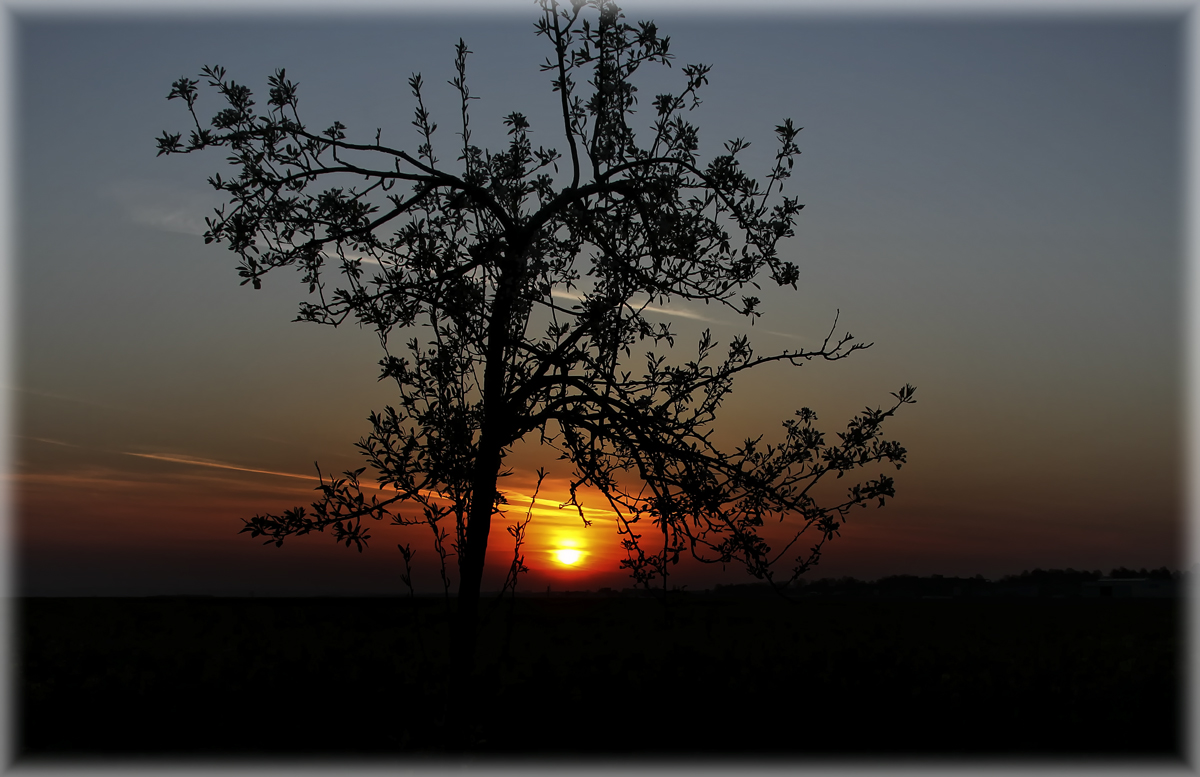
18,565,1188,598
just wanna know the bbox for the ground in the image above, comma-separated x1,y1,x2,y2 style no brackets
19,593,1180,757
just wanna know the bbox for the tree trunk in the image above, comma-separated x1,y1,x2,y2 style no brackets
446,245,523,748
452,434,503,667
446,436,502,749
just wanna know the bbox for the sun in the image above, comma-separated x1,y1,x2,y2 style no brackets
550,536,586,567
554,548,583,566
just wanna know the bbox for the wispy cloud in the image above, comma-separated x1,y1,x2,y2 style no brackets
342,249,381,266
30,433,622,525
9,385,139,413
122,452,316,481
549,289,808,340
550,289,724,325
503,488,619,522
760,328,807,342
121,450,436,502
108,181,221,237
127,449,621,519
22,436,82,448
641,304,722,323
280,242,382,267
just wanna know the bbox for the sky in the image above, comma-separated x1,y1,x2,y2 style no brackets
9,4,1184,595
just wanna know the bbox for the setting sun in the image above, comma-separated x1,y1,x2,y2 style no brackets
554,548,582,566
548,535,588,568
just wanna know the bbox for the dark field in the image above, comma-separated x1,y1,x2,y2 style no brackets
19,594,1180,758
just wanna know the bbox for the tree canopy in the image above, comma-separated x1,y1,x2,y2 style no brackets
157,0,914,623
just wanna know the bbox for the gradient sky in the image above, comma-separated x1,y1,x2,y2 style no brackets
12,5,1183,595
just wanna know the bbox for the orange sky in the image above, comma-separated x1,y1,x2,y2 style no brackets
13,410,1179,596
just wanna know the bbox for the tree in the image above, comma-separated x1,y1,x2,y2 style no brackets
157,0,913,682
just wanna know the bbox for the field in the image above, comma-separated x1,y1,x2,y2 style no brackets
18,594,1180,758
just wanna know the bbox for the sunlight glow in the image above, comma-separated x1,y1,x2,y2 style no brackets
554,548,583,566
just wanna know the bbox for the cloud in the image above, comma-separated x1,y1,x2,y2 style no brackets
641,303,722,323
120,450,445,503
10,384,138,413
760,327,807,342
549,289,808,340
503,487,619,522
122,452,316,480
279,242,382,267
550,289,724,324
127,449,625,520
342,249,381,266
108,181,222,237
22,436,82,448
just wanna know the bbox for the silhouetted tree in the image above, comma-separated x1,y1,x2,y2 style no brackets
157,0,913,689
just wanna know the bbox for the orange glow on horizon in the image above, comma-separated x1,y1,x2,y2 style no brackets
495,477,620,575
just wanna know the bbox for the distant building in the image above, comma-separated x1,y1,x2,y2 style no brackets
1082,578,1176,599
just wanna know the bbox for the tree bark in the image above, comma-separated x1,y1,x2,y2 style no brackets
452,435,503,667
447,244,523,748
446,433,502,749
